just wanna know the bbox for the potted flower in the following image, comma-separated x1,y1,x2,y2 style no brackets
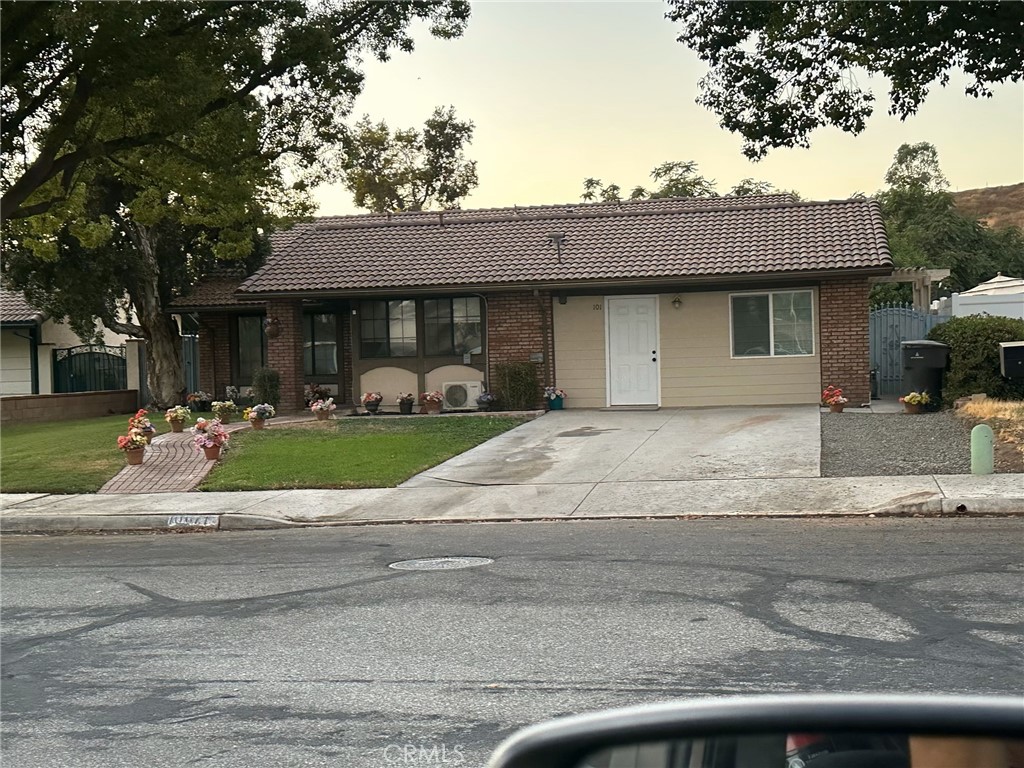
899,391,931,414
396,392,416,415
164,405,191,433
187,390,212,412
192,418,230,460
245,403,276,430
476,391,497,412
211,400,237,423
304,383,331,407
361,391,384,414
544,386,567,410
310,397,336,421
420,390,444,414
821,385,849,413
128,409,157,443
117,429,148,465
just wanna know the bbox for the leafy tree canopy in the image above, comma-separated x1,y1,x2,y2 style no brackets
874,142,1024,300
1,0,470,222
581,161,796,202
667,1,1024,158
340,106,478,212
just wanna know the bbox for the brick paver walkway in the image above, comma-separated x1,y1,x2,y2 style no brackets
98,415,312,494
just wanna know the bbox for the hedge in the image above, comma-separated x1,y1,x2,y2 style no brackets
926,315,1024,404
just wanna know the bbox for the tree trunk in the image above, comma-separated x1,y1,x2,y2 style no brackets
124,223,186,408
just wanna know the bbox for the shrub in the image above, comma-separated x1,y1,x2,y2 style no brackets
493,362,539,411
927,315,1024,404
251,367,281,407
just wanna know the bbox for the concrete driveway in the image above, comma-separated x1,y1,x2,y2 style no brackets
402,406,821,488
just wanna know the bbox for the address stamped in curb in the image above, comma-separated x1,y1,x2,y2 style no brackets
167,514,219,529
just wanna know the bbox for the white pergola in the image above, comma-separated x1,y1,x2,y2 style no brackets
869,267,951,310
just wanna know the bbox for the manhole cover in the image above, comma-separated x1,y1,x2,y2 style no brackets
388,556,493,571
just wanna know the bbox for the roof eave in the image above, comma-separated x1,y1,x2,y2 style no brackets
235,265,894,300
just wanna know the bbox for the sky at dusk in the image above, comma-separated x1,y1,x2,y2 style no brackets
313,1,1024,216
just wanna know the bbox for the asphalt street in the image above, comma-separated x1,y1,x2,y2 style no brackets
2,519,1022,768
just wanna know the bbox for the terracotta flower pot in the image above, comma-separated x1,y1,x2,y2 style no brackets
219,414,231,424
422,401,442,414
251,418,265,430
904,403,922,414
125,448,144,465
203,444,221,461
169,420,184,433
315,410,330,421
144,430,154,444
829,403,845,413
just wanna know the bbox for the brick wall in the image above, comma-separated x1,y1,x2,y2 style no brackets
486,291,553,406
197,314,231,398
1,390,138,424
819,278,871,405
265,299,305,413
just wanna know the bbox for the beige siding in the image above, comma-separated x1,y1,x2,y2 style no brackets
1,330,33,395
425,365,483,394
552,291,821,408
659,291,820,406
360,367,418,404
553,297,607,407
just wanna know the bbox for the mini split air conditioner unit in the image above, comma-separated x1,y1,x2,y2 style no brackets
442,381,483,409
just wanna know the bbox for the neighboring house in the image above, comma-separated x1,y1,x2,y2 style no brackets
0,286,131,396
170,195,893,411
951,273,1024,321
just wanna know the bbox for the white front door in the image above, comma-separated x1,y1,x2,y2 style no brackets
607,296,659,406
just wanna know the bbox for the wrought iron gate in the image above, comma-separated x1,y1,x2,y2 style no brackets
52,345,127,393
869,304,948,397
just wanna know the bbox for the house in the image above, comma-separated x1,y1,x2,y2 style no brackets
951,273,1024,320
171,195,893,411
0,286,132,396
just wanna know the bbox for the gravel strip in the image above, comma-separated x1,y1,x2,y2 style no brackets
821,411,973,477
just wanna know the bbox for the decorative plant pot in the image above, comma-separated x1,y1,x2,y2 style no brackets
125,448,144,466
399,401,414,415
218,414,231,424
203,445,222,461
422,401,442,414
365,401,380,414
829,403,845,413
144,431,155,444
548,396,564,411
904,403,922,414
170,420,184,433
315,410,330,421
251,418,265,430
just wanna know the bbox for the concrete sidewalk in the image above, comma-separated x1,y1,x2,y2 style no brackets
2,473,1022,534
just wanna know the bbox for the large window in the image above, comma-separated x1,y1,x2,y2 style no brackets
424,297,482,356
236,315,267,382
303,313,337,377
359,300,417,358
731,290,814,357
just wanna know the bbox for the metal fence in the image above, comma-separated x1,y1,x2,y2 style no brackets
52,345,127,393
869,303,948,397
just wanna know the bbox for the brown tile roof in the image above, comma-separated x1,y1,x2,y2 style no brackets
237,196,893,296
0,286,43,324
169,270,258,310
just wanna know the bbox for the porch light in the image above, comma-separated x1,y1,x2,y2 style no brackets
671,295,682,309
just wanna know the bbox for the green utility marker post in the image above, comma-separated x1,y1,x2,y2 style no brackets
971,424,995,475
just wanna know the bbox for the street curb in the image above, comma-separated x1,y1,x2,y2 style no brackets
3,499,1023,535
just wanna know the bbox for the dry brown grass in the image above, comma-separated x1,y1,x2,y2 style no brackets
958,399,1024,471
952,183,1024,231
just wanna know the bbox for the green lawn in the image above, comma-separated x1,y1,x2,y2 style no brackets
200,416,527,491
1,411,214,494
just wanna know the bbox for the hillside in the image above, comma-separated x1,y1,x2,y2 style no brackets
952,182,1024,231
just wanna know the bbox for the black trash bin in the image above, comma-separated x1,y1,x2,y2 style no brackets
901,340,950,406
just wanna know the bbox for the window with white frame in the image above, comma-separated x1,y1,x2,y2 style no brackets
730,290,814,357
